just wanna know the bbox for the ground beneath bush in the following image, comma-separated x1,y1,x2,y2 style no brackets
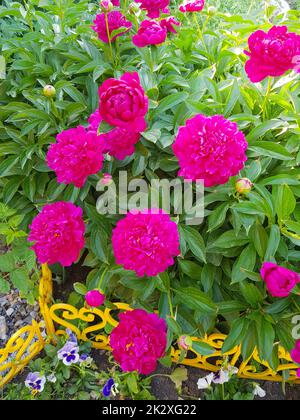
91,349,300,400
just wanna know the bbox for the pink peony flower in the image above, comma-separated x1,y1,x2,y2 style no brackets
28,202,85,266
112,209,180,277
92,11,132,43
173,114,248,187
101,128,140,160
297,368,300,378
110,309,167,374
47,126,104,188
244,26,300,83
85,290,106,307
261,262,300,298
291,340,300,364
133,20,167,48
111,0,120,5
135,0,170,18
87,109,141,159
179,0,205,13
160,16,181,34
98,72,148,133
87,109,102,133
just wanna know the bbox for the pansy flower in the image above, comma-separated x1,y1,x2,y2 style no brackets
25,372,46,393
57,341,80,366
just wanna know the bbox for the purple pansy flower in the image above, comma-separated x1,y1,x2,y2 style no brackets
66,328,78,344
57,341,80,366
102,378,115,397
25,372,46,393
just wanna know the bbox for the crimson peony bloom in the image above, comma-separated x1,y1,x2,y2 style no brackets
160,16,181,34
46,126,104,188
28,202,85,266
173,114,248,187
112,209,180,277
92,11,132,43
110,309,167,374
85,290,106,307
244,26,300,83
98,72,148,133
179,0,205,13
101,128,140,160
260,262,300,298
133,20,167,48
135,0,170,18
88,109,102,133
87,109,141,160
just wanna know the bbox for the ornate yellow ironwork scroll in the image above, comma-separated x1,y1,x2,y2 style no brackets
1,263,300,388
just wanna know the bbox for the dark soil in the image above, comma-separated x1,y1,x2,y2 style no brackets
91,349,300,400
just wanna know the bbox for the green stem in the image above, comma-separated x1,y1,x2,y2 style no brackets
221,383,225,400
104,12,114,66
193,13,209,63
167,291,174,318
97,266,109,291
262,77,272,120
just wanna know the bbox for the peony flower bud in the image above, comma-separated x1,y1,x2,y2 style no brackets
85,290,106,307
100,173,113,186
235,178,253,194
43,85,56,98
100,0,114,12
178,335,193,350
207,6,216,15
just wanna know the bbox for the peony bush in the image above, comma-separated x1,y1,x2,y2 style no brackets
1,0,300,380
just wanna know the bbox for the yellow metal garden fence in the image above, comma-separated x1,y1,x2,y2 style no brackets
1,264,299,388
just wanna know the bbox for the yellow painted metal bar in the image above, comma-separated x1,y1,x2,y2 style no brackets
1,264,299,388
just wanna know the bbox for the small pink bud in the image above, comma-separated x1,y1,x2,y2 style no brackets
235,178,253,194
43,85,56,98
100,0,113,12
100,173,113,186
85,290,105,307
178,335,192,351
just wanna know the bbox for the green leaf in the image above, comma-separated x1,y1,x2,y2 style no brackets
11,268,29,293
246,120,285,143
90,229,108,264
255,316,275,361
127,374,139,394
0,276,10,293
0,253,15,272
208,203,229,232
231,244,256,283
248,142,292,161
154,92,189,115
178,259,202,280
73,282,87,296
192,341,215,356
213,230,249,249
274,185,296,222
154,272,170,293
222,318,249,353
169,367,188,390
240,281,263,308
166,317,182,336
264,225,281,261
175,287,217,315
181,225,206,263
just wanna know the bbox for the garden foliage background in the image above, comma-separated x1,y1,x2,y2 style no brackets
0,0,300,373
